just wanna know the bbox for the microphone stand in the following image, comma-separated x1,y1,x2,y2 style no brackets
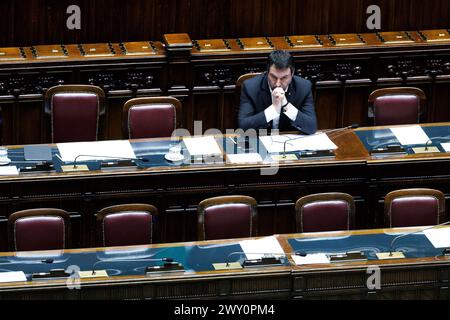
72,154,149,169
92,257,175,275
55,154,149,172
280,124,359,158
385,221,450,258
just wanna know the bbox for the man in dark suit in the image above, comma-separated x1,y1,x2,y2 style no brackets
238,50,317,134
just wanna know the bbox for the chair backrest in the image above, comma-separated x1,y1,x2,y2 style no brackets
295,193,355,233
368,87,426,126
384,188,446,227
197,195,258,241
8,208,71,251
45,85,105,143
235,73,261,123
123,97,182,139
97,204,158,247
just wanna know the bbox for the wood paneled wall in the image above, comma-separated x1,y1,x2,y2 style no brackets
1,0,450,47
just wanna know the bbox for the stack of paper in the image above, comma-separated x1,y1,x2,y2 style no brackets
424,227,450,248
390,125,430,145
183,136,222,157
292,253,330,265
226,153,263,164
259,133,338,153
0,271,27,283
0,166,19,176
239,236,285,260
57,140,136,162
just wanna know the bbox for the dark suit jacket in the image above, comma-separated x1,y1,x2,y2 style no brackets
238,72,317,134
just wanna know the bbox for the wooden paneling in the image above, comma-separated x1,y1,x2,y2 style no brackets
1,0,450,47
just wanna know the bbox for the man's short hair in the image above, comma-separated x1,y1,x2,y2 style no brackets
267,50,295,73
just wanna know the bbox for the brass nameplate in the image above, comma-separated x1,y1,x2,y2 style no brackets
212,262,242,270
376,252,405,260
79,270,108,278
61,164,89,172
412,146,440,154
271,154,298,161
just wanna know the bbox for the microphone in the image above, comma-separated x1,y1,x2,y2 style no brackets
424,139,433,151
377,221,450,260
70,154,149,169
282,134,311,157
279,124,358,158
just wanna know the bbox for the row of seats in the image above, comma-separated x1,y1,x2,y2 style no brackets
7,188,446,252
47,82,426,144
46,85,181,143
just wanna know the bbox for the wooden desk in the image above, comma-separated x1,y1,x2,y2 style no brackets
0,123,449,251
0,226,449,300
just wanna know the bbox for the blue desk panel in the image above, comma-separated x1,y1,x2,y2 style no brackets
355,125,450,154
0,241,290,281
288,231,443,260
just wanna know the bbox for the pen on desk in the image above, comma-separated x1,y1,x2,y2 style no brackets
229,137,237,144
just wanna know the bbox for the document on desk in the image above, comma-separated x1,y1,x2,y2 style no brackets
239,236,285,260
183,136,222,157
226,153,263,164
292,253,330,265
0,271,26,283
423,227,450,248
259,133,337,153
390,125,430,145
441,142,450,152
57,140,136,162
0,166,19,176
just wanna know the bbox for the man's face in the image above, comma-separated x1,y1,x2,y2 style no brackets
268,66,293,91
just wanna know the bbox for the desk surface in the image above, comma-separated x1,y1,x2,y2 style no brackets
2,129,371,181
6,121,450,180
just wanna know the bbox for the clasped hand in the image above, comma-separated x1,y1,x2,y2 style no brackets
272,87,288,113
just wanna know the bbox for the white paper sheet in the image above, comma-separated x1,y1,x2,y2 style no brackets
292,253,330,265
0,271,27,283
441,143,450,152
57,140,136,162
424,227,450,248
183,136,222,157
390,125,430,145
259,133,338,153
239,236,285,260
226,153,263,164
0,166,19,176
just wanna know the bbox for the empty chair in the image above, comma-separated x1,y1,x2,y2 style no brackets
384,188,446,227
45,85,105,143
295,193,355,233
97,204,158,247
123,97,182,139
368,87,426,126
197,195,258,241
8,208,71,251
